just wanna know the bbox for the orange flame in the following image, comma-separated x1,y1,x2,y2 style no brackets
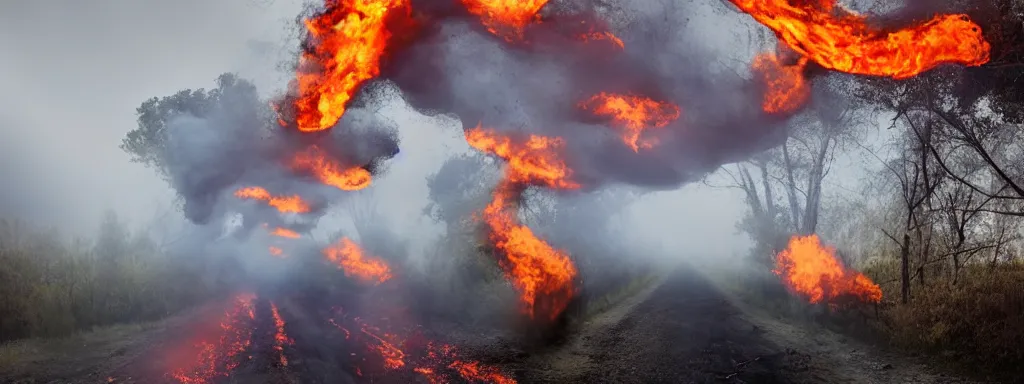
291,146,373,191
751,53,810,114
774,235,883,304
580,92,681,152
270,227,302,239
466,127,579,320
323,237,394,284
461,0,549,39
465,127,580,189
730,0,991,79
269,302,294,367
234,187,311,214
289,0,413,132
170,293,256,384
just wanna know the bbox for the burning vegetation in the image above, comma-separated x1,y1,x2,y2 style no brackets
775,235,883,305
466,127,580,320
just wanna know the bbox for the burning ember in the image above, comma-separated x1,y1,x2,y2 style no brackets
774,235,883,304
359,324,407,370
580,92,681,152
461,0,549,39
286,0,413,132
730,0,991,79
418,343,517,384
234,187,311,214
448,360,517,384
466,127,579,320
170,293,257,384
751,53,810,114
577,30,625,50
268,246,285,258
329,311,516,383
291,145,373,191
323,237,394,284
270,302,294,367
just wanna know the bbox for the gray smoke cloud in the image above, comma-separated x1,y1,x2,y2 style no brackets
385,0,791,192
128,0,829,339
157,76,400,232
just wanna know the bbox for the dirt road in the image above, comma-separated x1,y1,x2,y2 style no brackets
0,266,987,384
515,265,984,384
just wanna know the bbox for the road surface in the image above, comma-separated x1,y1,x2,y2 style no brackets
0,266,983,384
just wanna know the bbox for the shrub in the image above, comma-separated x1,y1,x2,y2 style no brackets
0,218,211,342
877,263,1024,375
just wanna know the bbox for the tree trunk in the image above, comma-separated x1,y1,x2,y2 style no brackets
782,142,802,232
800,133,831,235
952,253,962,285
900,233,911,304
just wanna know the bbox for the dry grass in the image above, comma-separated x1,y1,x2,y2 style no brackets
0,218,211,343
702,250,1024,377
868,262,1024,376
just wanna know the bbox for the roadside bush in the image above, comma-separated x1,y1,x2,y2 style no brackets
0,217,210,342
876,263,1024,375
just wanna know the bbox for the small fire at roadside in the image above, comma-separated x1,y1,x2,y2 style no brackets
580,92,681,152
323,237,394,284
234,187,311,214
466,127,579,320
774,235,883,304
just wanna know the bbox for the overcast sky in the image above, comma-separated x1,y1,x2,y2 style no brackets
0,0,305,235
0,0,751,259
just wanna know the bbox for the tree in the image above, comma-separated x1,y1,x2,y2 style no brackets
120,73,266,181
715,77,866,263
423,152,500,235
93,210,130,265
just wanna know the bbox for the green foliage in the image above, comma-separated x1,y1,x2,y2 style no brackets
0,217,210,342
119,73,264,180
